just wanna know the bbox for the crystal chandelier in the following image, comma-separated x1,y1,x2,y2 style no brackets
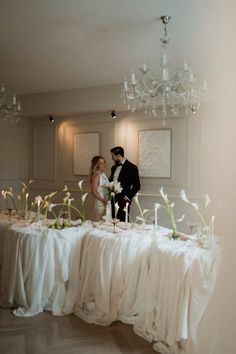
121,16,207,125
0,83,22,125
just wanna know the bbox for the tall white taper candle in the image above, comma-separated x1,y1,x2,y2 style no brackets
154,205,158,231
125,202,129,225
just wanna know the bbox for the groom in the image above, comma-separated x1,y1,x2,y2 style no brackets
109,146,140,221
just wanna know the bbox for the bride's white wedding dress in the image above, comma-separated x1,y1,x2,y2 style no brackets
95,172,111,220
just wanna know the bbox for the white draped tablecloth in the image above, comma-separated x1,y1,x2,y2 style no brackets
0,215,221,354
0,214,92,317
74,222,221,354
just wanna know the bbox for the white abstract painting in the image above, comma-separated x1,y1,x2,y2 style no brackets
74,133,100,175
139,130,171,177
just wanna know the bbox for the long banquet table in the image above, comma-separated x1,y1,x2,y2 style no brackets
0,214,221,354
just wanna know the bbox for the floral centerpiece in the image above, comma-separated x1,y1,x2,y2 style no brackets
0,179,88,229
158,187,185,239
45,180,88,229
1,180,34,217
132,189,185,237
0,179,215,247
1,188,18,215
180,190,214,248
106,181,123,201
133,192,151,225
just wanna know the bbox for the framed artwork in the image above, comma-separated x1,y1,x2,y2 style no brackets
73,132,100,175
138,130,171,177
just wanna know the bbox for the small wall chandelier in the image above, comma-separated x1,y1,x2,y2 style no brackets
121,16,207,125
0,83,22,125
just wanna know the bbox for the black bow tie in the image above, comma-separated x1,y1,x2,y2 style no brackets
115,163,122,167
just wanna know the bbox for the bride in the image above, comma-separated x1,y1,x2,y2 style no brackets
89,155,110,220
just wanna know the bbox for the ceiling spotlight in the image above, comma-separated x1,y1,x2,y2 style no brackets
49,115,54,123
111,110,117,119
191,105,197,114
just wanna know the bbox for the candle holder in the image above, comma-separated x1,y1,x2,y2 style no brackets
112,218,119,233
196,230,213,249
186,222,198,235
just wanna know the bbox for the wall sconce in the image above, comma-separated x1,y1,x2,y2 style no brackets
110,110,117,119
49,115,55,123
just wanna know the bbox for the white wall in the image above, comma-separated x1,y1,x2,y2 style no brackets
0,122,29,188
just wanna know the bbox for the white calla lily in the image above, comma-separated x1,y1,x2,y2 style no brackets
35,195,42,204
114,202,119,215
191,202,199,210
205,194,211,208
48,191,57,199
20,182,27,189
180,189,190,203
82,193,88,203
177,214,185,222
136,216,145,222
160,187,168,203
48,203,56,212
68,198,74,206
78,180,84,190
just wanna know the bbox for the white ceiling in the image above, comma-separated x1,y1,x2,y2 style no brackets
0,0,209,95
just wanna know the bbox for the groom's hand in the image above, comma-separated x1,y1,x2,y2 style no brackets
124,195,131,202
119,196,130,209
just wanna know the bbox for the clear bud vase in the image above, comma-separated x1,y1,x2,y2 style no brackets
196,231,209,249
105,201,112,222
112,218,119,233
140,221,146,231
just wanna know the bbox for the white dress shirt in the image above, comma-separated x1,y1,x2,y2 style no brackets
113,159,126,183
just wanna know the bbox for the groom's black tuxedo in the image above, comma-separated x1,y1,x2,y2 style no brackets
110,159,140,221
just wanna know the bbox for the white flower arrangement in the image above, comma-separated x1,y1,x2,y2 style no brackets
0,179,89,229
2,187,19,213
77,179,88,220
133,192,150,224
1,180,34,216
158,187,185,239
106,181,123,201
46,180,88,228
0,179,215,247
180,190,214,247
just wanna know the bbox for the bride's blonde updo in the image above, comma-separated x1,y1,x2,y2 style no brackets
89,155,106,182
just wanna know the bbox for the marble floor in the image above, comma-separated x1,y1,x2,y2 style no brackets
0,308,158,354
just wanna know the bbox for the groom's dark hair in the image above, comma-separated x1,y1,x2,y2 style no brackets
110,146,124,157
